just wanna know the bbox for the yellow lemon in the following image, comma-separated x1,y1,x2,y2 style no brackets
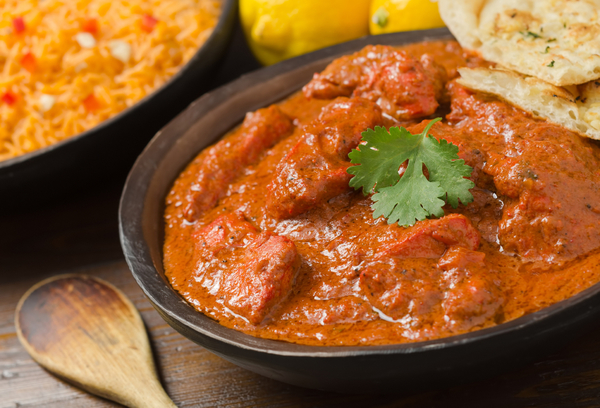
240,0,371,65
369,0,445,35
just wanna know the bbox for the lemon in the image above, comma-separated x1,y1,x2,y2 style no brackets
240,0,371,65
369,0,445,35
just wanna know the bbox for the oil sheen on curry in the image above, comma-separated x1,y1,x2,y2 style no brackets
164,41,600,346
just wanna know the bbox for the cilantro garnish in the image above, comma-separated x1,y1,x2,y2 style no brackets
547,60,555,67
347,118,474,226
523,31,541,39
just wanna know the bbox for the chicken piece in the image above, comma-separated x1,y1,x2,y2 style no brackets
192,212,300,325
359,215,481,323
304,45,398,99
303,45,447,120
439,247,504,332
420,54,450,104
221,232,300,325
183,105,293,222
359,260,443,321
303,97,384,158
360,244,501,330
192,211,258,258
437,246,486,270
355,52,446,120
375,214,481,261
280,296,377,325
267,143,352,220
266,97,383,220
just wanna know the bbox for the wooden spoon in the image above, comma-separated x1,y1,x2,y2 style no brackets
15,274,177,408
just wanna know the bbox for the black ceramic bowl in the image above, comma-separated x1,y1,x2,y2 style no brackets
0,0,236,207
119,28,600,394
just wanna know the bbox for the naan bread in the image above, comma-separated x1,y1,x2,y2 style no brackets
439,0,600,86
457,66,600,140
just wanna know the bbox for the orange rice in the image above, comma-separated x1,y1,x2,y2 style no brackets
0,0,221,161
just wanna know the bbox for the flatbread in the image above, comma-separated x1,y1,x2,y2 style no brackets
439,0,600,86
457,66,600,140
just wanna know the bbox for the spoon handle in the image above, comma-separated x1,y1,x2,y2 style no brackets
16,274,177,408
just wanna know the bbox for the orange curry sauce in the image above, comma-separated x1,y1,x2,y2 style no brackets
164,41,600,346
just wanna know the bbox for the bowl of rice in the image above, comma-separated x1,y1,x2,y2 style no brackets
0,0,236,202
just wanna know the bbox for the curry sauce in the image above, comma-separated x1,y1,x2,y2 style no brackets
163,41,600,346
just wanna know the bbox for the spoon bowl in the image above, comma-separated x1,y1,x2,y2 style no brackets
15,274,176,408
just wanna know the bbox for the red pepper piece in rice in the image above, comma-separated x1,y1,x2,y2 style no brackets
2,91,18,105
20,53,36,73
83,94,101,112
12,17,25,34
82,18,99,35
141,14,158,33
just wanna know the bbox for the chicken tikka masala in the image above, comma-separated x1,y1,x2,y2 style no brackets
163,41,600,346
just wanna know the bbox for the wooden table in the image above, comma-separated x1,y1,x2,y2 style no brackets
3,25,600,408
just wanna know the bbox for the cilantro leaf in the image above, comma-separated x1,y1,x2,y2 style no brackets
521,31,541,39
347,118,475,226
418,135,475,208
348,126,415,194
372,157,446,226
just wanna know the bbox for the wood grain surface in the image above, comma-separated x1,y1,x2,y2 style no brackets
3,23,600,408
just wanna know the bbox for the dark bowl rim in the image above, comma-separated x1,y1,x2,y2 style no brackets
0,0,236,170
120,27,600,358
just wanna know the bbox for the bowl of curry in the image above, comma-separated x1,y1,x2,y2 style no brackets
120,28,600,393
